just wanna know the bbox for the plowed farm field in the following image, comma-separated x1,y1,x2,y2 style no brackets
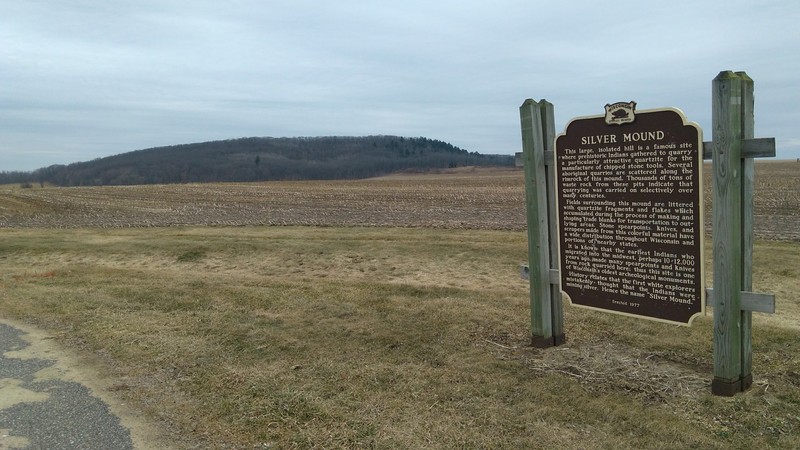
1,163,798,240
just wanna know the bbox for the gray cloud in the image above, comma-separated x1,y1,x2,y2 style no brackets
2,0,799,171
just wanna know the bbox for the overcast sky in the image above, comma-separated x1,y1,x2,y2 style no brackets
2,0,799,171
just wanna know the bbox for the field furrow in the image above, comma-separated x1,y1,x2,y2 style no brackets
1,164,798,240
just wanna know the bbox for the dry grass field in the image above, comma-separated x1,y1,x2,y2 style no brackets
1,161,799,449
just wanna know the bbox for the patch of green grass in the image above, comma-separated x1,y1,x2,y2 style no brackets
175,247,207,263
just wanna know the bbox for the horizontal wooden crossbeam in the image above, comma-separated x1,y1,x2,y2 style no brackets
702,137,775,160
705,288,776,314
519,265,559,284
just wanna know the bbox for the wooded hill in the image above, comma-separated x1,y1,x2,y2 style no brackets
3,136,513,187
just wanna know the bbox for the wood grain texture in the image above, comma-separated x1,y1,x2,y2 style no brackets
520,99,564,346
739,72,755,387
702,137,774,160
541,101,565,342
520,99,553,343
711,71,744,391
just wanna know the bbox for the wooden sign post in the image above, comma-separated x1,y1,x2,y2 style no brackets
707,70,776,396
519,99,565,347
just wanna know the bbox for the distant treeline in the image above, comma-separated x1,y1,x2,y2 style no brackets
3,136,513,187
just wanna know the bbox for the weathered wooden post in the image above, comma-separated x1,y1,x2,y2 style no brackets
708,70,775,396
519,99,564,347
710,71,745,395
739,73,756,390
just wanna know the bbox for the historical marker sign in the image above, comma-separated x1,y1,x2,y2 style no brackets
555,105,705,325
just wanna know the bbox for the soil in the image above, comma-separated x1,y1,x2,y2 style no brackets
1,163,798,240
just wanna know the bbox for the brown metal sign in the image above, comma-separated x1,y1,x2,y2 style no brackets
555,106,705,325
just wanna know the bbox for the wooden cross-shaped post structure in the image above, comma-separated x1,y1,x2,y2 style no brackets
519,71,776,395
705,70,776,396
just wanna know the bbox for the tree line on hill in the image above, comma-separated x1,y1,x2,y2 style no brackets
2,136,513,187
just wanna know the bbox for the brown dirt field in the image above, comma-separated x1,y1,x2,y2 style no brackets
1,163,798,240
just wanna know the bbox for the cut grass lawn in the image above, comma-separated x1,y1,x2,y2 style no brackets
1,226,798,449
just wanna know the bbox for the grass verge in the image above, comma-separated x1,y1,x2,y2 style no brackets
1,226,798,449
